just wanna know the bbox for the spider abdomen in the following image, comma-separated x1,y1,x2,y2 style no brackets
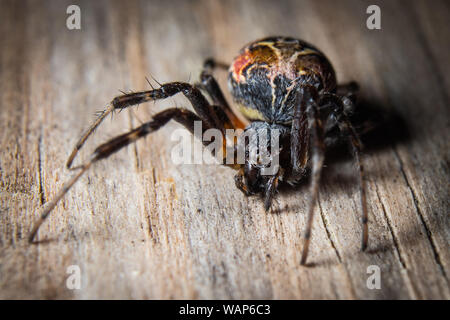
228,36,337,124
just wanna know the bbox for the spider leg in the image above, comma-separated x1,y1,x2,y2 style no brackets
290,89,309,180
340,117,368,251
300,86,325,266
336,81,359,100
203,58,229,72
66,105,115,168
196,58,246,168
66,82,224,168
29,108,217,243
198,58,246,130
320,93,369,252
263,169,282,212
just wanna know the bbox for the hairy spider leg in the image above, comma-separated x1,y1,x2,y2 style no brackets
263,169,282,212
66,82,225,169
30,79,245,242
300,86,326,266
199,58,246,130
290,87,310,180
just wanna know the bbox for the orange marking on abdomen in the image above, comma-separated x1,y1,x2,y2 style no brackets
232,51,253,82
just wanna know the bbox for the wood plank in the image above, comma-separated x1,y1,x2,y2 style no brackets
0,0,448,299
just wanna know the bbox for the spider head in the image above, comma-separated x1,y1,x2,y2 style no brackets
234,160,267,195
234,122,289,196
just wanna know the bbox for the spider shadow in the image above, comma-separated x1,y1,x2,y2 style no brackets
276,97,411,199
267,99,413,267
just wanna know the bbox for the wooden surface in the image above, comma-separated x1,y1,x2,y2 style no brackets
0,0,449,299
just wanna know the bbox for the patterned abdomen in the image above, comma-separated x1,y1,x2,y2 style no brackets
228,37,337,124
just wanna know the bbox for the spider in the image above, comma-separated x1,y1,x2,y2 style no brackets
29,36,369,265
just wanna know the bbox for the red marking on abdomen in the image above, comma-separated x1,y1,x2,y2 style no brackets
232,52,252,82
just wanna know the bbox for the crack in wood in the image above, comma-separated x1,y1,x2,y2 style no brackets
374,182,419,299
317,194,342,263
316,194,358,299
392,147,449,285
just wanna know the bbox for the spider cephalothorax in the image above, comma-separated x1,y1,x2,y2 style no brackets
233,121,290,199
29,36,368,265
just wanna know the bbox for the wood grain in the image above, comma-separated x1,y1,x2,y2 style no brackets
0,0,448,299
